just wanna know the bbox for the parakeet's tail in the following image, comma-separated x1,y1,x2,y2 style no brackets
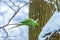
8,24,22,30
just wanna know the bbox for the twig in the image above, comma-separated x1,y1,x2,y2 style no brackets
4,1,16,12
9,0,17,7
8,2,29,24
2,27,9,39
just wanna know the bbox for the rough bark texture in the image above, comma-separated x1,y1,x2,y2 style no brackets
29,0,55,40
46,32,60,40
50,33,60,40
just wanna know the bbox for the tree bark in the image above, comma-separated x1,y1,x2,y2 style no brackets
29,0,55,40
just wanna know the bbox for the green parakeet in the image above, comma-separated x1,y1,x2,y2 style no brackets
21,18,38,27
9,18,38,29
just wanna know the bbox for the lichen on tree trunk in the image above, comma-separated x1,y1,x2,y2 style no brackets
29,0,55,40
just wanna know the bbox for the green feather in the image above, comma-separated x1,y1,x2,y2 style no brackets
21,18,38,27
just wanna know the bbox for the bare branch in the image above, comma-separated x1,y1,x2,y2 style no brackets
9,0,17,7
17,1,30,8
2,27,9,38
8,2,29,24
4,1,16,12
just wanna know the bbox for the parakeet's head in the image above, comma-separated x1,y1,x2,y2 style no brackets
32,21,38,28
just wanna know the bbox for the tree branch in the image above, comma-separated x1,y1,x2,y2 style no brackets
4,1,16,12
9,0,17,7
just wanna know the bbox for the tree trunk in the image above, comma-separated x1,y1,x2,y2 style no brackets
29,0,55,40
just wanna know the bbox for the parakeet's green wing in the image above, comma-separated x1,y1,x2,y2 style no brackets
21,18,33,25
